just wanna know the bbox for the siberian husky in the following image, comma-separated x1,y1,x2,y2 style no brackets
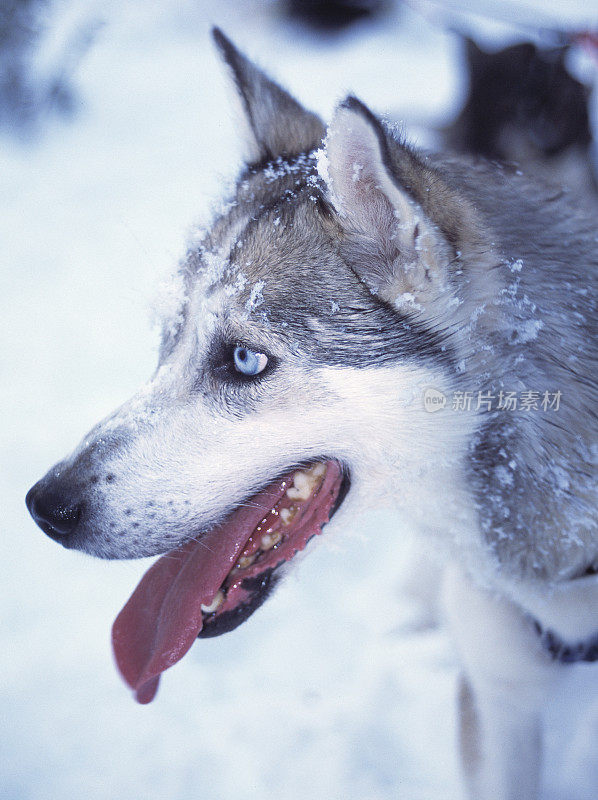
26,29,597,800
444,37,597,203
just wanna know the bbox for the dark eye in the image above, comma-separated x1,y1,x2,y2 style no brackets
233,346,268,376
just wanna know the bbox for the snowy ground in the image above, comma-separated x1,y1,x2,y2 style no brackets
2,1,598,798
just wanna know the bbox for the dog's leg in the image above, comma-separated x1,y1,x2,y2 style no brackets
443,563,560,800
457,672,481,791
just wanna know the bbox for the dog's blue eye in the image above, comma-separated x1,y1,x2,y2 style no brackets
233,346,268,376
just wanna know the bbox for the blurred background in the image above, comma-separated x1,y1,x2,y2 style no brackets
2,1,598,798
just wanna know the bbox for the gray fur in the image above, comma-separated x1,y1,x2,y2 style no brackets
192,80,598,582
28,31,596,577
322,95,597,581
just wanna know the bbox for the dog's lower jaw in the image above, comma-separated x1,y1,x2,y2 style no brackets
197,568,277,638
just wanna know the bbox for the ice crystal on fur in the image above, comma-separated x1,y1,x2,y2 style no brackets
224,271,248,296
201,245,230,286
245,280,265,312
149,269,188,339
314,146,330,185
513,319,544,343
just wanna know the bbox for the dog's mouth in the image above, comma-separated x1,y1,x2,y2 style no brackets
111,460,349,703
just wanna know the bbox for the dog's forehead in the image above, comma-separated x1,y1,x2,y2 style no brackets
185,170,352,330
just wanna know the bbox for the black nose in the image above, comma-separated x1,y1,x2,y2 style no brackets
26,482,81,542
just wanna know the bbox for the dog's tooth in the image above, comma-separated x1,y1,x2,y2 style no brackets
286,463,326,500
236,553,257,569
311,463,326,478
260,531,282,551
279,506,298,526
201,591,224,614
286,472,313,500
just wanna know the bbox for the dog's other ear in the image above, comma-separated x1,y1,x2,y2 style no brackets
212,27,325,163
324,96,479,304
464,36,487,72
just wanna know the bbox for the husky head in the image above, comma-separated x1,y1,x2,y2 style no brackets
26,29,484,703
446,38,593,164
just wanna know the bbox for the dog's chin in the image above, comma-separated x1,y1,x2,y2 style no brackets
111,459,351,703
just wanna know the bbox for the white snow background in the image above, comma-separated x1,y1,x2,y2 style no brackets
2,1,598,798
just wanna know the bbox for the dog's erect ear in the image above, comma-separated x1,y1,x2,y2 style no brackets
324,96,478,306
212,27,325,163
464,36,487,72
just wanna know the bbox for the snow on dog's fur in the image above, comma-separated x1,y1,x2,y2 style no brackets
27,29,597,800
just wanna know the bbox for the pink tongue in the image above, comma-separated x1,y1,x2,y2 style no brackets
111,478,290,704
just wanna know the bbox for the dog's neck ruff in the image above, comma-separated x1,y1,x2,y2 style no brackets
534,620,598,664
